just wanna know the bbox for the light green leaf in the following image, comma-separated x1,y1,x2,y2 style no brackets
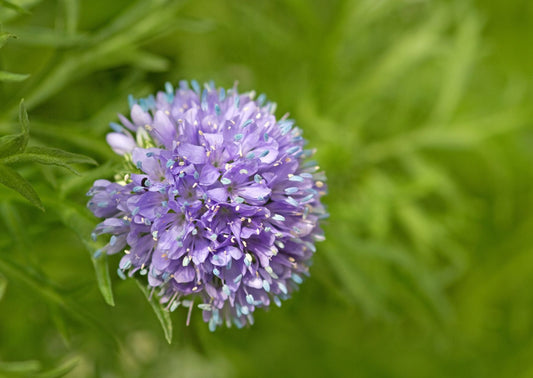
49,304,71,347
34,356,79,378
0,31,15,48
19,99,30,137
136,280,173,344
0,273,6,302
0,70,30,82
0,360,41,374
0,164,44,210
5,26,86,47
90,252,115,306
0,0,30,14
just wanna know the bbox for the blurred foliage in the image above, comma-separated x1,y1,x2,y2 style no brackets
0,0,532,377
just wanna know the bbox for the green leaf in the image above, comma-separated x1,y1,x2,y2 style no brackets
0,134,26,158
34,357,79,378
90,252,115,306
0,100,30,158
0,0,30,14
49,304,71,347
18,99,30,137
0,360,41,374
0,31,15,49
43,198,115,306
136,280,173,344
0,70,30,82
0,255,119,348
1,146,97,174
25,146,97,164
0,164,44,210
0,273,6,302
59,161,116,198
5,26,87,47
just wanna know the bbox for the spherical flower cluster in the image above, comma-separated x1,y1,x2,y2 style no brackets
87,81,327,330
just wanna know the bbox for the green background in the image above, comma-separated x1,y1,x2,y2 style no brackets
1,0,533,377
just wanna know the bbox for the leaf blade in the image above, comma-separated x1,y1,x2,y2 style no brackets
0,70,30,82
0,164,44,210
136,280,173,344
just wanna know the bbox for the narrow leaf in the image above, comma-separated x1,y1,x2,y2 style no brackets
34,356,79,378
19,99,30,139
0,133,26,158
44,197,115,306
0,164,44,210
136,280,173,344
0,273,6,302
90,252,115,306
0,100,31,157
0,360,41,374
49,304,71,347
1,146,97,174
0,0,31,14
25,146,97,165
0,70,30,82
0,255,119,348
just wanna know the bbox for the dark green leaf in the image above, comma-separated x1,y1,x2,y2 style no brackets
42,197,115,306
0,255,119,348
0,164,44,210
0,100,30,158
1,146,97,174
0,134,26,158
136,280,173,344
0,70,30,82
24,146,98,165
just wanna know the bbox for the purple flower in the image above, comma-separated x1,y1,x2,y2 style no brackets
87,81,327,330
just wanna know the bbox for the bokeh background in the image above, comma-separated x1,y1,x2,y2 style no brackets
1,0,533,377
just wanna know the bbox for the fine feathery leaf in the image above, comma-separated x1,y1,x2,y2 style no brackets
0,70,30,82
0,164,44,210
136,280,173,344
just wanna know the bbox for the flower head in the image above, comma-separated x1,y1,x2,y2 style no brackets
87,81,327,330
